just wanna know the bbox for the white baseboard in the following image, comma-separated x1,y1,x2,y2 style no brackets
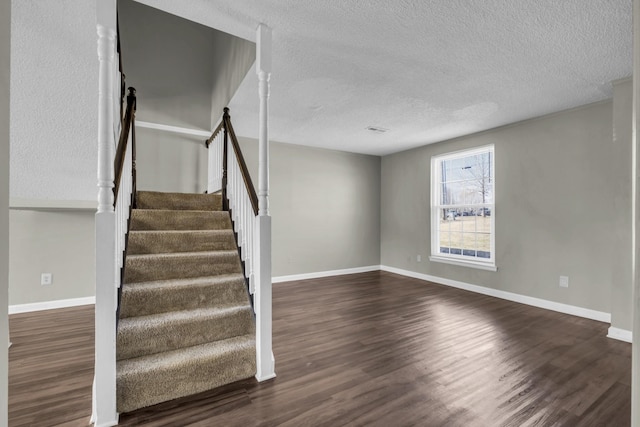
607,326,633,343
9,296,95,314
272,265,381,283
380,265,612,324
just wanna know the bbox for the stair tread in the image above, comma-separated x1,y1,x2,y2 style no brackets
119,273,249,318
126,250,238,260
116,334,256,412
136,191,222,211
117,334,255,373
119,305,251,329
134,208,225,213
117,305,254,360
129,229,234,235
122,273,245,290
130,209,232,231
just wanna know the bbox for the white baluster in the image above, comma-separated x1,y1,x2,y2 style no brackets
238,179,245,249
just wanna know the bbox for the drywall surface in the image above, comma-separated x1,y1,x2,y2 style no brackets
137,0,631,156
238,137,381,276
118,0,255,130
135,128,208,194
10,0,98,200
0,0,10,422
381,101,615,314
611,79,633,331
8,210,96,306
209,35,255,129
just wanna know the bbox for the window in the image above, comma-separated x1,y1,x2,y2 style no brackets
430,145,496,271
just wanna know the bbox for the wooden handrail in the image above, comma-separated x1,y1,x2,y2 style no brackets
224,109,259,216
205,119,224,148
206,107,258,216
113,87,137,206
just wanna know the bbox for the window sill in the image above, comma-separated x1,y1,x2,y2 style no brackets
429,255,498,272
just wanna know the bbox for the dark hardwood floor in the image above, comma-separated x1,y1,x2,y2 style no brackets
9,305,94,426
9,271,632,426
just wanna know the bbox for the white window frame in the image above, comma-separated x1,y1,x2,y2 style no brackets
430,145,497,271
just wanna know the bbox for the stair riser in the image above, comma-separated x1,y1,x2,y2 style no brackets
128,231,236,255
120,278,249,318
125,253,242,283
117,338,256,413
130,211,231,231
117,308,254,360
137,191,222,211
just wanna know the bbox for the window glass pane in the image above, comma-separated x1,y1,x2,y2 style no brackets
461,214,476,233
441,181,465,206
449,232,463,255
432,146,494,265
476,232,491,258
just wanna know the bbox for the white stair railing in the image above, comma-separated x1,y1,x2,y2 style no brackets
206,107,274,381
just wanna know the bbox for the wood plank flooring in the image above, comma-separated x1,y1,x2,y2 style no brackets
9,271,632,426
9,305,94,426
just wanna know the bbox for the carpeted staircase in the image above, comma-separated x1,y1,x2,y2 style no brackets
116,190,256,413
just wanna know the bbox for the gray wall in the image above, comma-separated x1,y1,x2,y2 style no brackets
10,0,98,201
119,0,255,192
136,128,208,194
611,79,633,330
238,137,381,276
119,0,254,129
381,101,615,314
1,0,10,421
8,210,95,306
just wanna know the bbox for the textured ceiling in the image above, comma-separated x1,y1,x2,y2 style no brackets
136,0,632,156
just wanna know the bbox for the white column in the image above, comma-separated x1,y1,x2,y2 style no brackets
93,1,119,425
257,24,272,216
255,23,275,382
97,24,115,214
633,0,640,425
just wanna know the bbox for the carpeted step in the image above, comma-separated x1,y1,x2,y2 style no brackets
119,274,249,318
137,191,222,211
130,209,231,231
124,250,242,284
127,229,237,255
117,305,254,360
117,334,256,413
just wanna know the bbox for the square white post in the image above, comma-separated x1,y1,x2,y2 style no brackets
255,23,275,381
93,0,119,425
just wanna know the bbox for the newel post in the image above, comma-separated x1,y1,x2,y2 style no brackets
93,0,119,425
222,108,230,211
255,23,275,382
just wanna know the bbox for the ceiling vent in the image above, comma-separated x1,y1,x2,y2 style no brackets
366,126,388,134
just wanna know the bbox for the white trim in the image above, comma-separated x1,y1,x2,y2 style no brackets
380,265,611,323
607,326,633,343
9,296,95,314
136,121,212,138
272,265,381,283
429,255,498,271
10,198,97,211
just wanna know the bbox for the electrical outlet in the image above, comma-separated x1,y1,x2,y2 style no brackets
559,275,569,288
41,273,52,286
417,255,422,262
